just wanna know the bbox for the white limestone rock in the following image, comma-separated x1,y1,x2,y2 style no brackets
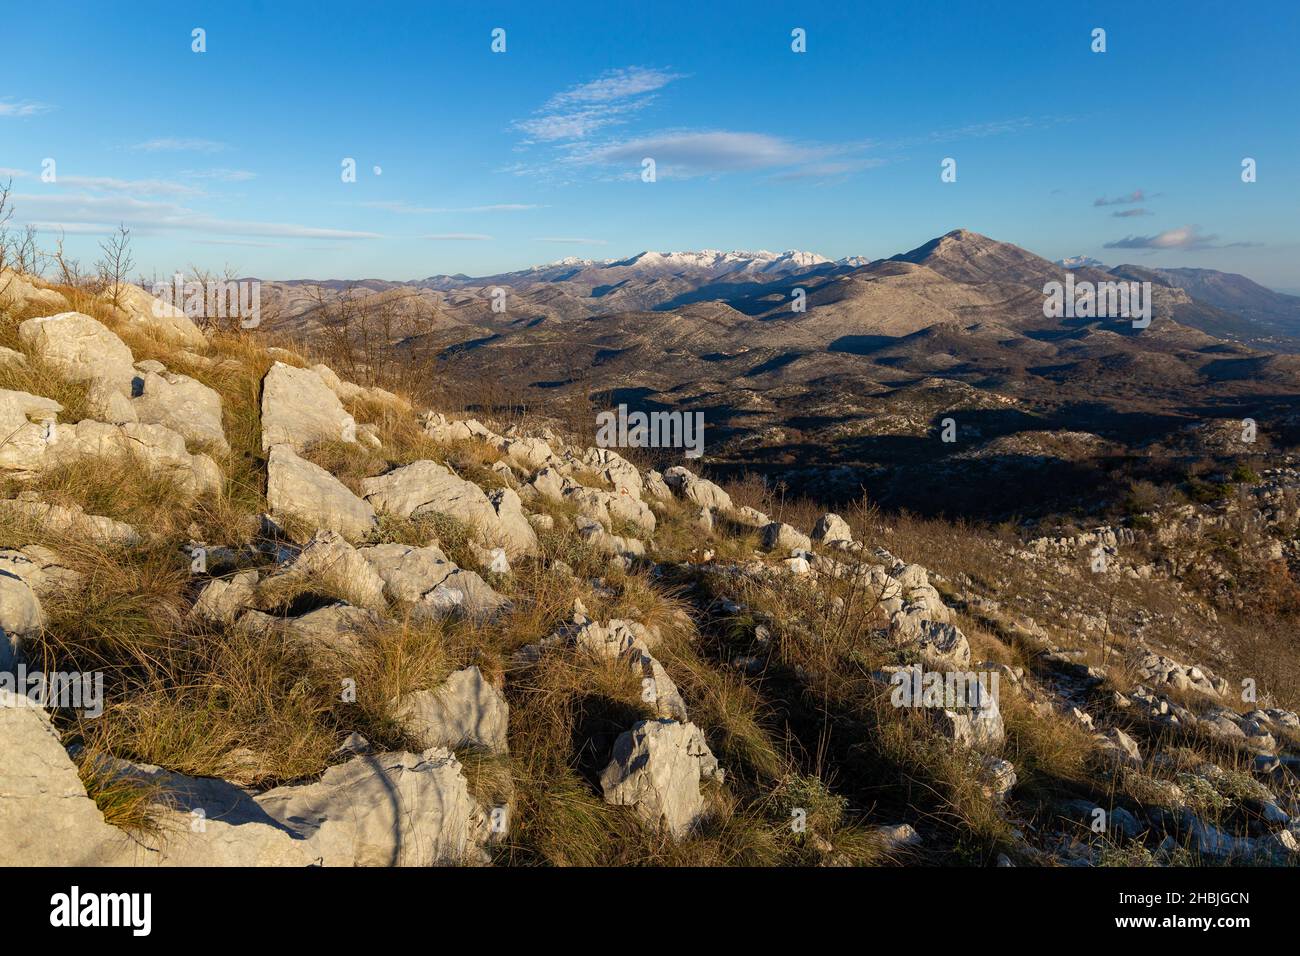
260,362,358,453
18,312,136,396
266,444,376,542
132,369,228,455
391,666,509,754
255,746,490,866
600,719,723,840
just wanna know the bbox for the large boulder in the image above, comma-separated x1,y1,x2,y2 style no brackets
0,498,138,546
935,676,1005,752
17,312,136,396
575,516,646,560
260,362,358,453
600,719,724,839
0,690,135,865
0,269,69,314
731,505,771,529
188,571,259,627
359,543,508,621
414,569,508,621
812,513,854,545
361,460,536,558
266,444,376,542
0,545,81,599
421,413,499,445
486,486,540,556
239,603,381,659
0,572,42,670
761,522,812,554
254,747,489,865
392,666,509,754
1094,727,1143,770
275,530,387,611
362,460,497,523
132,369,228,455
359,542,456,603
912,620,972,669
309,363,366,403
47,421,222,495
642,469,673,501
500,436,557,472
0,389,62,473
109,283,208,350
564,484,656,537
574,618,687,721
581,447,643,499
101,760,315,866
663,466,733,512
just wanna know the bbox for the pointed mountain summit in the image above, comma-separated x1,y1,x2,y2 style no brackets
890,229,1067,285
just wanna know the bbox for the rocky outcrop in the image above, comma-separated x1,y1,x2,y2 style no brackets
18,312,136,396
761,521,812,553
0,269,69,314
266,444,376,542
0,498,138,546
812,513,854,545
359,543,508,621
392,666,509,754
255,747,489,866
0,690,135,865
663,466,733,512
47,421,222,495
109,283,208,350
261,362,358,453
362,460,537,557
275,530,387,611
0,389,62,473
189,571,259,627
600,719,723,839
132,368,228,455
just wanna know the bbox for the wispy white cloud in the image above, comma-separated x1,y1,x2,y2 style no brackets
16,193,380,240
514,66,683,144
575,130,878,182
357,200,543,214
513,68,885,183
130,137,229,153
1104,224,1258,251
193,238,282,248
547,67,684,108
883,116,1072,151
0,99,52,118
180,168,257,182
768,159,888,182
1095,189,1146,207
55,175,204,198
587,131,817,173
27,221,118,236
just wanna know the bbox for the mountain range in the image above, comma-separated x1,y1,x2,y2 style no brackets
265,230,1300,517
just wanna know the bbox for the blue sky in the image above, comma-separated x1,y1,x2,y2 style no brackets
2,1,1298,287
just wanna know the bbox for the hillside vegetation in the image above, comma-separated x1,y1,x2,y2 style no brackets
2,257,1299,868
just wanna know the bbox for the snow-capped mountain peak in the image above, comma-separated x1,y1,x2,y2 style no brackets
1056,255,1108,270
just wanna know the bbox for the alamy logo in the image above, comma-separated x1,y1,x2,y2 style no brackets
889,665,999,716
0,664,103,717
151,274,262,328
595,403,704,459
1043,275,1151,328
49,886,151,936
